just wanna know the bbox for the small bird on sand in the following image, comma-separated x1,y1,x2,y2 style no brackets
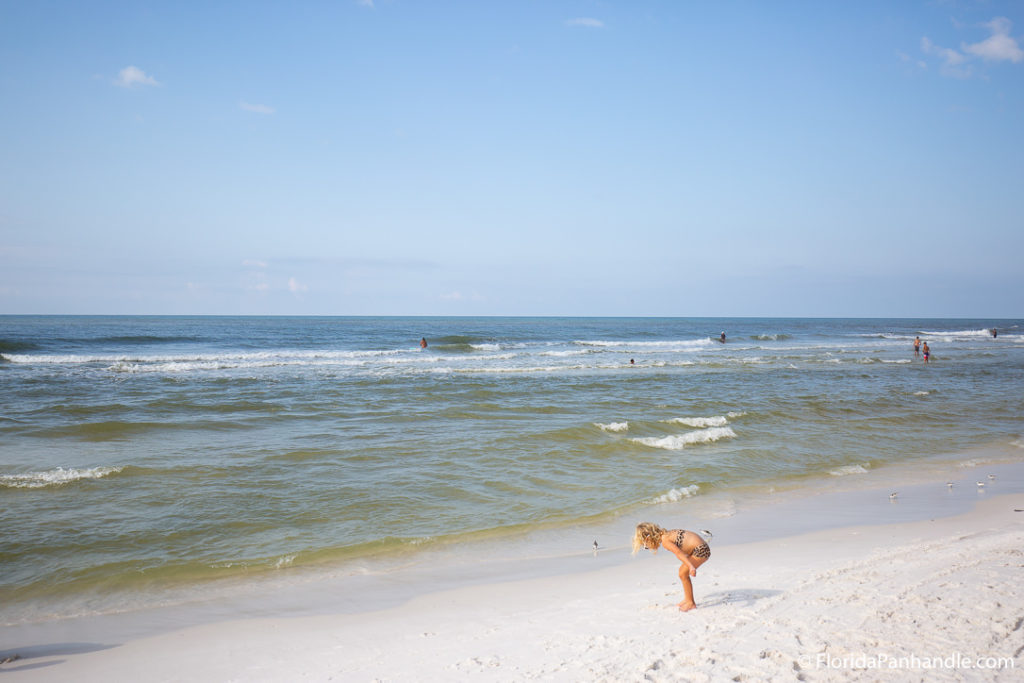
700,529,713,539
977,481,986,488
988,474,996,480
889,492,898,500
592,540,599,551
946,482,954,488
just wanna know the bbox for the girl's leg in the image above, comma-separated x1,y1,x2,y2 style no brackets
677,555,708,612
677,564,696,611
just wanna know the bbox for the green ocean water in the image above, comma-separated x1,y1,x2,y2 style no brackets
1,316,1022,622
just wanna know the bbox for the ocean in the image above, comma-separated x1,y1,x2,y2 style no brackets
2,316,1022,625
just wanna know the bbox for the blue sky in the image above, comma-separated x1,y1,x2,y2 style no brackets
1,1,1022,317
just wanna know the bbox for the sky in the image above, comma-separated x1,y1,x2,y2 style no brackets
1,1,1022,317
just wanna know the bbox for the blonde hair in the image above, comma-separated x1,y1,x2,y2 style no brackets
632,522,666,555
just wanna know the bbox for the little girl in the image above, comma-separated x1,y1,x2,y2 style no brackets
632,522,711,612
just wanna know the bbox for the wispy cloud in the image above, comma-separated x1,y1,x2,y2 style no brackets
357,0,374,8
921,36,968,72
921,17,1024,78
115,66,159,88
566,18,604,29
288,277,308,294
240,101,275,115
962,17,1024,63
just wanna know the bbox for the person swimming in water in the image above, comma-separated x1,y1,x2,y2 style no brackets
632,522,711,612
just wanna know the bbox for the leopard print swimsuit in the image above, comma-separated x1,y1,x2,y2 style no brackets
676,530,711,559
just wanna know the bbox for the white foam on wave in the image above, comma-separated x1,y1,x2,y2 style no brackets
274,555,296,569
920,328,993,339
574,339,713,352
595,421,629,433
647,484,700,503
829,464,869,476
633,426,736,450
0,466,123,489
469,343,501,351
664,416,729,428
882,359,912,364
914,390,930,396
727,411,747,419
448,364,584,375
1011,439,1024,450
10,348,408,368
539,349,591,357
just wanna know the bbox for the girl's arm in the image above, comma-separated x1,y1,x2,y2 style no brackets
662,535,697,573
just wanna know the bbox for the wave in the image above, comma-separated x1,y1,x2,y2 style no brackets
646,484,700,503
917,328,1010,343
273,554,297,569
0,339,41,353
0,466,123,489
750,334,792,341
919,328,994,338
95,335,199,345
829,464,870,477
573,339,713,352
663,416,729,428
431,335,503,353
633,426,736,450
6,348,407,365
595,421,629,433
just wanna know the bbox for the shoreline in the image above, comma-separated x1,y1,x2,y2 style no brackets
3,454,1024,680
6,444,1022,629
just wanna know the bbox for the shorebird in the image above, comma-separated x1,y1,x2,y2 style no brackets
700,529,713,539
889,492,899,500
988,474,996,480
592,540,599,551
946,482,954,488
976,481,986,488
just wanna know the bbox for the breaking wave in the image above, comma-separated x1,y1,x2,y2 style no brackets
647,485,700,503
633,427,736,450
1,466,124,489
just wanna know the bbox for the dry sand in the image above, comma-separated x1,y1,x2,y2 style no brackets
3,491,1022,682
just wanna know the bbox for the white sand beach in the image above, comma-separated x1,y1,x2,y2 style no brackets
4,482,1022,682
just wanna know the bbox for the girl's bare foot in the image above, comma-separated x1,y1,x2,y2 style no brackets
678,600,696,612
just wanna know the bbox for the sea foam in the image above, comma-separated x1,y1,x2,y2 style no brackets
633,427,736,450
647,484,700,503
0,466,123,489
595,422,629,433
829,464,870,477
663,416,729,428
